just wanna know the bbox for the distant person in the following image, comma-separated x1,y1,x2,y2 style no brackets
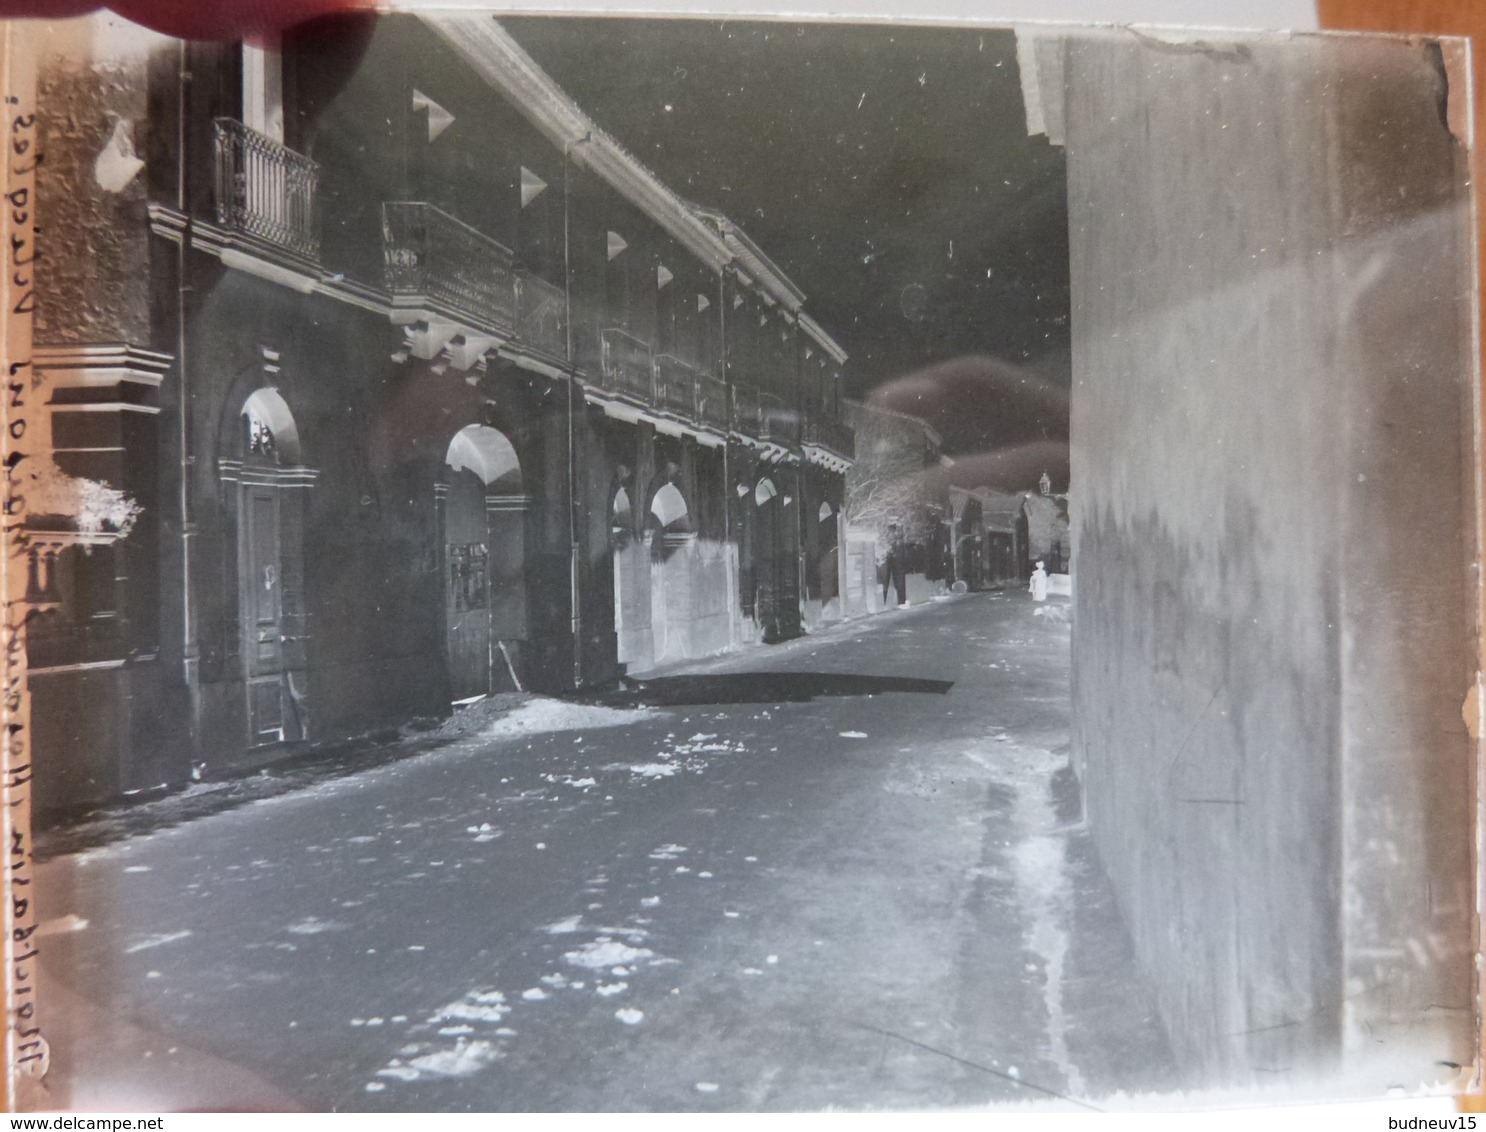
882,527,908,608
1029,559,1048,602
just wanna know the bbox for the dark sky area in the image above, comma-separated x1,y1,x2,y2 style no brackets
503,18,1072,490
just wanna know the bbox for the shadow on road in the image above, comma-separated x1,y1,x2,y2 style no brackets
608,671,955,706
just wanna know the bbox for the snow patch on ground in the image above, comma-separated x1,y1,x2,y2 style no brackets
378,1038,502,1081
615,1008,644,1025
433,989,510,1025
999,744,1087,1099
628,763,679,778
480,699,665,740
563,938,655,969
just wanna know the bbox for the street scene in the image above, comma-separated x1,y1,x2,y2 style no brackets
36,592,1176,1111
15,7,1482,1112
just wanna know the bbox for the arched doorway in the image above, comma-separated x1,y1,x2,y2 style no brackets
647,480,694,663
753,475,784,641
817,500,840,607
439,424,526,702
611,480,652,670
232,388,315,747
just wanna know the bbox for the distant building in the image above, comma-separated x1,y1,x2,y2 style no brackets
840,400,949,612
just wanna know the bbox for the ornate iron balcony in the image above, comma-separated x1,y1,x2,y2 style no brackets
213,118,320,259
804,413,854,460
515,271,567,359
731,382,761,436
759,392,799,445
696,375,729,433
599,327,655,403
383,202,516,333
654,354,700,422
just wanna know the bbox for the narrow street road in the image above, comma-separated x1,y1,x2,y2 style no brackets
35,591,1177,1112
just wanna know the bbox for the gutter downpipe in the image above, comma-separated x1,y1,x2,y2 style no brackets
563,133,590,688
177,43,200,743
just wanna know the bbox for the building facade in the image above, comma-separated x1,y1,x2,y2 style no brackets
27,13,853,816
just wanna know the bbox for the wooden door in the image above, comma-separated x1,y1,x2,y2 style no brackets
444,469,491,701
242,484,286,746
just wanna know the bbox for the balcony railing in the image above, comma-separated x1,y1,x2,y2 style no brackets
731,383,761,436
759,392,799,445
696,375,729,433
383,202,515,333
599,327,655,402
654,354,700,422
804,413,854,460
214,118,320,259
515,271,567,359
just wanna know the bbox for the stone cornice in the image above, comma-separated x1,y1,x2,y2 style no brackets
797,312,849,365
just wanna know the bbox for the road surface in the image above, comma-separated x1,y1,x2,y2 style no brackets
34,590,1177,1111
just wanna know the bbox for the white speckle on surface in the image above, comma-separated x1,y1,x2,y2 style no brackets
544,915,584,934
408,945,426,952
438,1025,474,1036
742,968,763,975
839,731,869,739
675,866,691,874
94,117,145,192
766,955,778,964
286,917,343,935
364,1082,386,1093
125,930,191,954
123,865,151,873
535,842,547,850
595,982,628,996
145,971,162,979
641,896,661,907
696,1082,720,1093
615,1008,644,1025
744,856,758,863
724,911,740,919
37,914,89,937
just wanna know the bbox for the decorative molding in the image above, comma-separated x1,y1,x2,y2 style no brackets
485,493,532,512
33,344,174,389
217,458,320,489
52,402,160,415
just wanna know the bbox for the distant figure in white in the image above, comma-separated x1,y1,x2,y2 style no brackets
1029,559,1049,602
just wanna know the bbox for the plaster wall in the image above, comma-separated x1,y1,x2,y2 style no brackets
1066,31,1477,1084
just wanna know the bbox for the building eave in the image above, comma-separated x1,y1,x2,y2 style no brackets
422,14,733,274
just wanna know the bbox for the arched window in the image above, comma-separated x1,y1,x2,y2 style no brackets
650,482,689,530
242,387,302,465
445,424,522,490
